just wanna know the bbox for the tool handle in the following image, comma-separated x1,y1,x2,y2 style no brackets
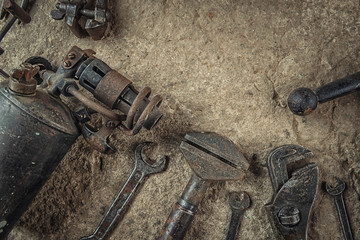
288,71,360,115
157,175,209,240
334,195,353,240
157,202,195,240
315,71,360,103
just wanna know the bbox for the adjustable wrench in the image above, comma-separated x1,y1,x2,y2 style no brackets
326,178,353,240
80,142,167,240
265,145,318,240
225,191,251,240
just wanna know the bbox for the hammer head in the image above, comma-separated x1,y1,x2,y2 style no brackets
180,132,249,181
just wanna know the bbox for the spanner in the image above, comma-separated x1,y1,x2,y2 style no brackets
225,191,250,240
80,142,167,240
326,178,353,240
265,145,318,240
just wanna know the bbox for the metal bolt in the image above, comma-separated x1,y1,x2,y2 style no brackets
63,60,71,67
278,206,300,227
68,52,76,59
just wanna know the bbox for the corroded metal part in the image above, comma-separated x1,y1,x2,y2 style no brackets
81,122,117,154
326,178,353,240
51,0,110,40
226,191,251,240
158,132,249,240
265,145,318,240
181,132,248,181
2,0,31,23
267,145,313,193
80,142,167,240
39,46,163,153
0,44,164,238
0,0,32,54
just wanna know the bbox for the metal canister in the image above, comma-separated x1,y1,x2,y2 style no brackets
0,76,79,238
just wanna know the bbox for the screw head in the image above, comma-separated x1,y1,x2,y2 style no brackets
68,52,76,59
63,60,71,68
278,206,300,227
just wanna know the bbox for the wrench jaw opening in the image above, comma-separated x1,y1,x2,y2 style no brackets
135,142,167,175
267,145,314,193
265,145,319,240
325,178,354,240
225,191,251,240
325,178,346,196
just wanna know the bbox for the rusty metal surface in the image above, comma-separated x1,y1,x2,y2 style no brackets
2,0,30,23
0,79,79,239
94,70,131,108
80,142,167,240
50,0,86,38
67,85,121,122
265,145,318,240
0,81,78,135
158,132,249,240
267,145,314,193
51,0,110,40
81,122,117,154
226,191,251,240
36,45,163,153
325,178,354,240
180,132,248,181
0,0,31,54
0,43,164,237
8,64,38,94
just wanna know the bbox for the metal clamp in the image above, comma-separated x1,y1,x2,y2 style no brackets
51,0,111,40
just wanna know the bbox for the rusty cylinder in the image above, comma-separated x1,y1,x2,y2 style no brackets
0,79,79,239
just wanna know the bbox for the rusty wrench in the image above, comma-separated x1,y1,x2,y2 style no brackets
226,191,251,240
326,178,353,240
80,142,167,240
265,145,318,240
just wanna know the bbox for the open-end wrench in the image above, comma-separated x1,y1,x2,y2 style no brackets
80,142,167,240
326,178,353,240
225,191,250,240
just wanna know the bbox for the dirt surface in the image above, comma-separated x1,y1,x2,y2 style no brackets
1,0,360,239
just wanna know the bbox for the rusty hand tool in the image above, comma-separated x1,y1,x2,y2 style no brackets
0,47,163,238
0,0,32,54
157,132,249,240
51,0,111,40
79,142,167,240
1,0,30,23
265,145,318,240
287,71,360,116
326,178,353,240
225,191,250,240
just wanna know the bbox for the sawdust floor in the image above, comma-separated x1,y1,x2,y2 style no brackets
1,0,360,239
